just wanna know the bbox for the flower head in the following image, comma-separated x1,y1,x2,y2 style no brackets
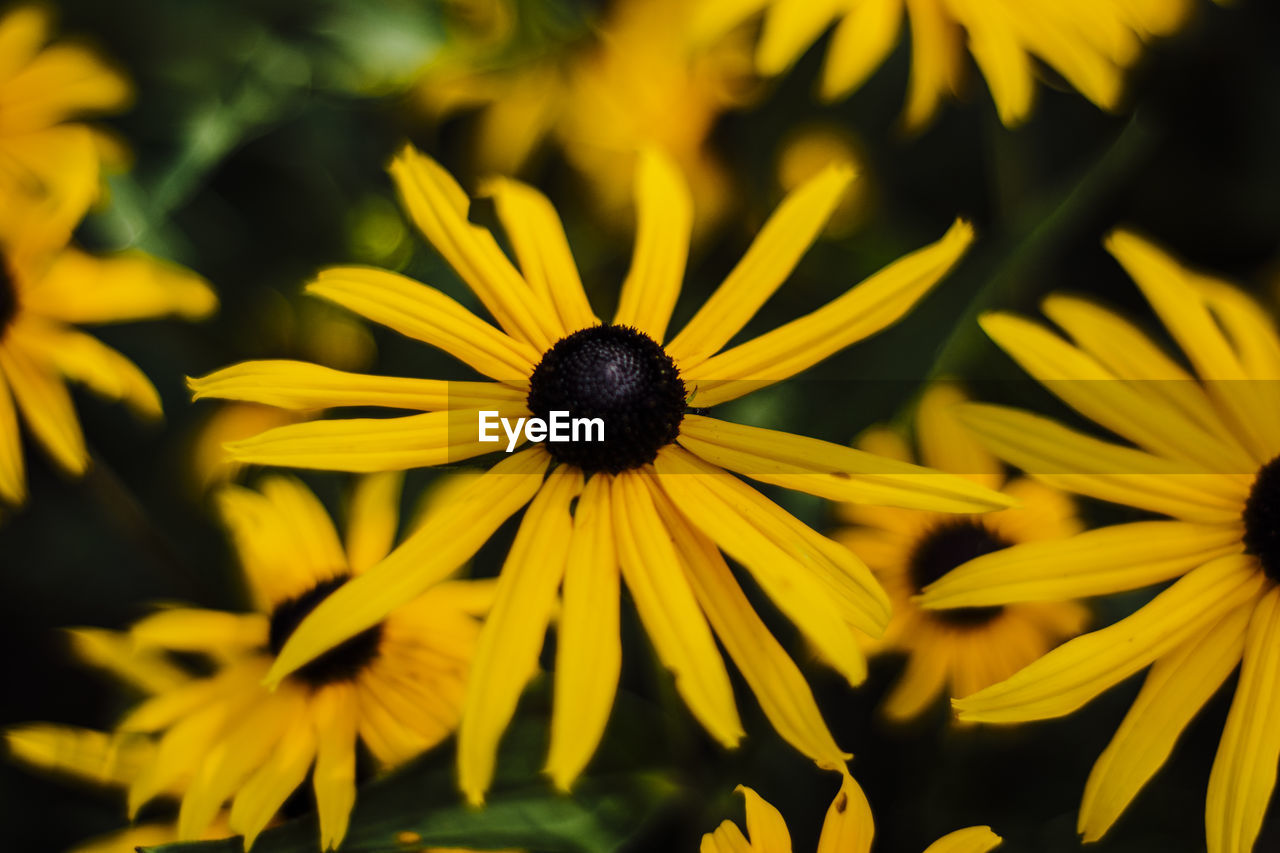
701,773,1002,853
190,143,1007,803
42,473,489,850
834,383,1087,720
931,231,1280,852
691,0,1196,128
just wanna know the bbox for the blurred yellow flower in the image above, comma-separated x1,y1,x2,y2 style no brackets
189,143,1007,804
776,124,870,237
0,4,132,236
934,232,1280,853
416,0,756,229
833,383,1087,720
43,473,492,850
701,773,1002,853
0,198,214,506
691,0,1196,128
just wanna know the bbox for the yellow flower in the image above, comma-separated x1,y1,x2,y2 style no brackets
691,0,1195,128
701,773,1002,853
834,383,1087,720
50,473,491,850
416,0,755,229
189,143,1010,804
0,197,215,505
925,231,1280,853
0,5,132,234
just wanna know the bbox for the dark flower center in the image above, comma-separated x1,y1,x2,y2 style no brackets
526,324,686,474
0,254,18,337
1243,455,1280,582
268,575,383,687
908,519,1010,627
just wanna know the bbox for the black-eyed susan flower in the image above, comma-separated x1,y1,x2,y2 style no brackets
701,773,1001,853
921,231,1280,853
190,143,1010,803
0,195,215,506
47,473,490,850
833,383,1087,720
0,4,132,233
690,0,1195,129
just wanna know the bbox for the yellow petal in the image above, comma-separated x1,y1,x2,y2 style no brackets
654,487,849,770
0,340,86,475
679,414,1013,512
223,407,522,472
757,0,844,75
701,820,755,853
25,249,215,324
265,448,548,688
5,723,152,787
921,825,1003,853
189,360,526,412
216,485,327,610
67,627,188,694
259,475,349,583
612,149,693,343
820,0,903,100
918,521,1243,608
482,176,596,334
228,711,316,850
666,163,855,367
654,446,877,686
956,403,1246,524
547,476,622,790
914,383,1002,488
389,145,559,350
737,785,792,852
953,554,1265,723
311,684,358,850
15,322,161,419
612,470,744,748
684,220,972,405
130,609,267,655
687,0,770,47
901,0,962,130
882,641,950,722
0,7,49,84
1206,586,1280,853
0,368,26,503
345,472,404,574
980,312,1250,474
816,773,874,853
961,1,1033,126
459,468,581,804
307,266,538,384
0,42,131,133
1079,603,1250,842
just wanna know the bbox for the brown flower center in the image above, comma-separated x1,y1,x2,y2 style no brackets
1243,455,1280,582
268,575,383,686
908,520,1009,627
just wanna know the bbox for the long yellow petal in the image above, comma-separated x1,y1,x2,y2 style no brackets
957,403,1246,523
459,468,580,804
223,407,524,472
612,149,692,343
0,7,48,84
919,521,1243,608
1079,604,1250,842
901,0,962,129
67,628,188,694
15,322,161,419
547,476,621,790
702,820,754,853
914,383,1002,487
228,712,316,850
757,0,844,75
883,640,951,721
311,684,358,850
921,826,1003,853
1206,587,1280,853
684,220,972,405
820,0,903,100
24,248,215,324
0,368,26,503
953,554,1265,723
0,341,85,475
612,470,744,748
345,472,403,574
189,360,526,412
130,609,267,655
4,723,152,787
307,267,538,384
655,446,878,686
265,448,548,687
666,163,855,367
737,785,792,852
0,42,131,132
654,487,849,770
980,312,1250,474
259,475,349,584
679,414,1013,512
816,773,874,853
483,176,596,334
389,145,559,350
961,0,1033,126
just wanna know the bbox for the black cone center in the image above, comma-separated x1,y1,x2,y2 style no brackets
0,256,18,336
526,324,686,474
909,520,1010,626
1243,455,1280,582
268,575,383,686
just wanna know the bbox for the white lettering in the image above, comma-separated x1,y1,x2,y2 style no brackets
478,411,500,442
478,411,606,453
549,410,570,441
526,418,547,443
574,417,604,442
502,416,526,453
